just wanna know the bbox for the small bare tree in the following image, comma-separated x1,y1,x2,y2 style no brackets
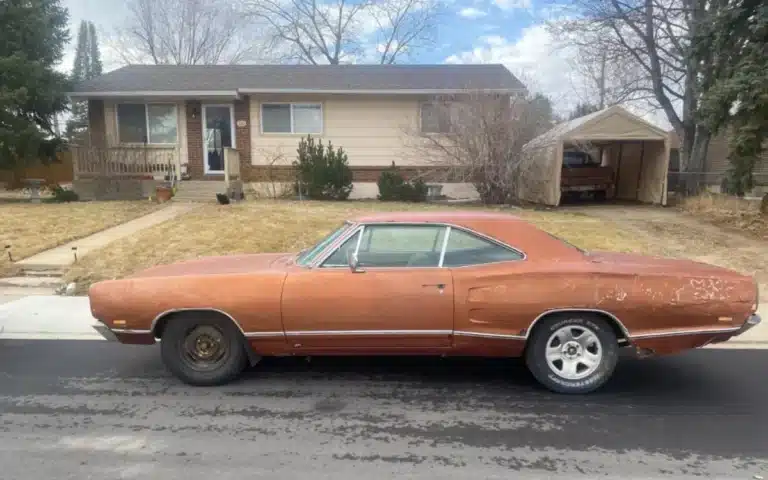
243,0,440,64
408,93,555,204
110,0,259,65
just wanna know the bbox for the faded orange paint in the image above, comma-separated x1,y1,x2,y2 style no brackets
88,211,759,358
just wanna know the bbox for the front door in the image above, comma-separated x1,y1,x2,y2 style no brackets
281,224,454,351
203,105,234,174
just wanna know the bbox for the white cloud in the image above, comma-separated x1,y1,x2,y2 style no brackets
493,0,532,11
458,7,487,18
446,24,672,128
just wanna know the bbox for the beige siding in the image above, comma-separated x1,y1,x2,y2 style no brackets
249,94,428,167
103,100,188,165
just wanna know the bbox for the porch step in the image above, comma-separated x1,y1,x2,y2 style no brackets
173,181,228,202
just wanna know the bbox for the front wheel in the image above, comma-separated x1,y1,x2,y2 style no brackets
525,315,619,394
161,314,248,386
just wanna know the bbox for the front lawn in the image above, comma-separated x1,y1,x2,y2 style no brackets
0,200,163,277
63,200,651,291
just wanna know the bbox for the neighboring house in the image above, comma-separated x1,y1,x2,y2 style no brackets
68,64,524,200
668,130,768,196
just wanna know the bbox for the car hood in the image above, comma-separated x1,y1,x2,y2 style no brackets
588,251,746,278
127,253,296,279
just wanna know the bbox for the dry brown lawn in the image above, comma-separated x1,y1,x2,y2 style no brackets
64,200,652,291
0,201,163,277
680,193,767,240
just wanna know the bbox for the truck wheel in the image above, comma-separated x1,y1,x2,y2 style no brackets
161,314,247,386
525,314,618,394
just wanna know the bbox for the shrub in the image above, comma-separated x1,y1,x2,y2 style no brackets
293,135,353,200
377,162,428,202
50,184,79,202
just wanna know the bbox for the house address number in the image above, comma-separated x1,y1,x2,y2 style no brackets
236,120,247,128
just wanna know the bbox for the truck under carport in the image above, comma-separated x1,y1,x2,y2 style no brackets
517,106,671,207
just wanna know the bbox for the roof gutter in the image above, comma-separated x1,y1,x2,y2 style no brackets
67,90,240,99
68,87,525,99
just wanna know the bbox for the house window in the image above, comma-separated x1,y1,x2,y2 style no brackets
421,102,453,133
117,103,178,144
261,103,322,134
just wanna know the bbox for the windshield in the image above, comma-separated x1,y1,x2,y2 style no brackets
295,223,352,266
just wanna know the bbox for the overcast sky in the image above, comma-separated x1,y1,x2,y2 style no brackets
58,0,671,128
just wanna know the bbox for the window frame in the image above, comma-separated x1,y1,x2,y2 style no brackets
116,102,178,145
260,102,323,135
420,101,455,134
312,222,526,269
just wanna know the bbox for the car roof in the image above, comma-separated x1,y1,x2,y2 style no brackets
351,211,525,224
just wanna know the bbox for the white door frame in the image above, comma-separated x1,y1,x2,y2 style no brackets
202,104,236,175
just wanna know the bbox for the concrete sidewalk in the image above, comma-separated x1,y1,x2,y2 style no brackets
15,203,198,271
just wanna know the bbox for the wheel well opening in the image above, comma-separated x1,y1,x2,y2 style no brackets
152,310,237,339
529,310,630,346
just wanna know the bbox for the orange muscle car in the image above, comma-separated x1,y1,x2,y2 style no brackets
89,211,761,394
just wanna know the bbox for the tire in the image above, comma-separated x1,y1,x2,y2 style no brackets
525,314,619,394
160,313,248,386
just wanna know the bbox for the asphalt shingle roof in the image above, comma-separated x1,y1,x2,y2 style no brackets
72,64,524,94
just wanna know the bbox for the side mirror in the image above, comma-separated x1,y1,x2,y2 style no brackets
347,250,365,273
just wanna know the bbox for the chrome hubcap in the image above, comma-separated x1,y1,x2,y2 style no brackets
545,325,602,380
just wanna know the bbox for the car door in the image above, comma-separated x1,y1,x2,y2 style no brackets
281,224,454,351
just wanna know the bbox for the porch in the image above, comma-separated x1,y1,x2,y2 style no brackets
70,146,242,201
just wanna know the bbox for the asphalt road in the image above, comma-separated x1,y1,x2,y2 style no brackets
0,340,766,479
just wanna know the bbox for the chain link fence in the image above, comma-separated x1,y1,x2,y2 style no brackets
667,171,768,198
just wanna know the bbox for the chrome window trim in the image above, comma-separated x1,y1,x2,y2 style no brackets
438,226,451,267
311,221,526,269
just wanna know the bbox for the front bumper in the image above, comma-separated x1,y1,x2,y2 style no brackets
92,324,118,342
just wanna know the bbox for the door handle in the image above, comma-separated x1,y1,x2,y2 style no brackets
422,283,446,289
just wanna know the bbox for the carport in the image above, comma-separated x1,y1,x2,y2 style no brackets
517,106,671,206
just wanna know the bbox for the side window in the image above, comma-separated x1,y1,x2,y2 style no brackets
321,230,361,267
323,225,446,268
360,225,446,267
442,228,523,267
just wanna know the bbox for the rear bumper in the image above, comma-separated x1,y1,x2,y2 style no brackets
736,313,761,336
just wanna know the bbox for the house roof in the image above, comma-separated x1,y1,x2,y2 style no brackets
70,64,525,98
525,105,669,149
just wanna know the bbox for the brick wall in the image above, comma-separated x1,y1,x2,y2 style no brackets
88,99,106,148
186,100,203,179
234,97,252,181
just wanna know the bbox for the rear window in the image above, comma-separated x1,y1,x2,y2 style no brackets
563,151,600,167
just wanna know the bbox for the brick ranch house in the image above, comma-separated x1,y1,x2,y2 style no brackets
68,64,525,201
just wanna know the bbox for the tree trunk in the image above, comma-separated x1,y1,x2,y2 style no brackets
677,124,710,195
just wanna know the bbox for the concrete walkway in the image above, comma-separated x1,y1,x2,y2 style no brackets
15,203,198,271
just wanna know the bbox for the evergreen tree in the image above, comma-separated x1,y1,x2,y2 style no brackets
0,0,70,169
66,20,103,142
568,102,600,120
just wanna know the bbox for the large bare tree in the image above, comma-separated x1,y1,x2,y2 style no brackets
243,0,441,64
110,0,259,65
408,93,554,204
547,0,725,190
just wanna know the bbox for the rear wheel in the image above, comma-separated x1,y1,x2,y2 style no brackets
594,190,607,201
525,314,619,394
161,314,247,386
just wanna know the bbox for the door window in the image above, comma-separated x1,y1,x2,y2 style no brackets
442,228,523,267
322,225,446,268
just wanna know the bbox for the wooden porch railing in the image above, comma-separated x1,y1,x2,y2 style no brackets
71,146,181,183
